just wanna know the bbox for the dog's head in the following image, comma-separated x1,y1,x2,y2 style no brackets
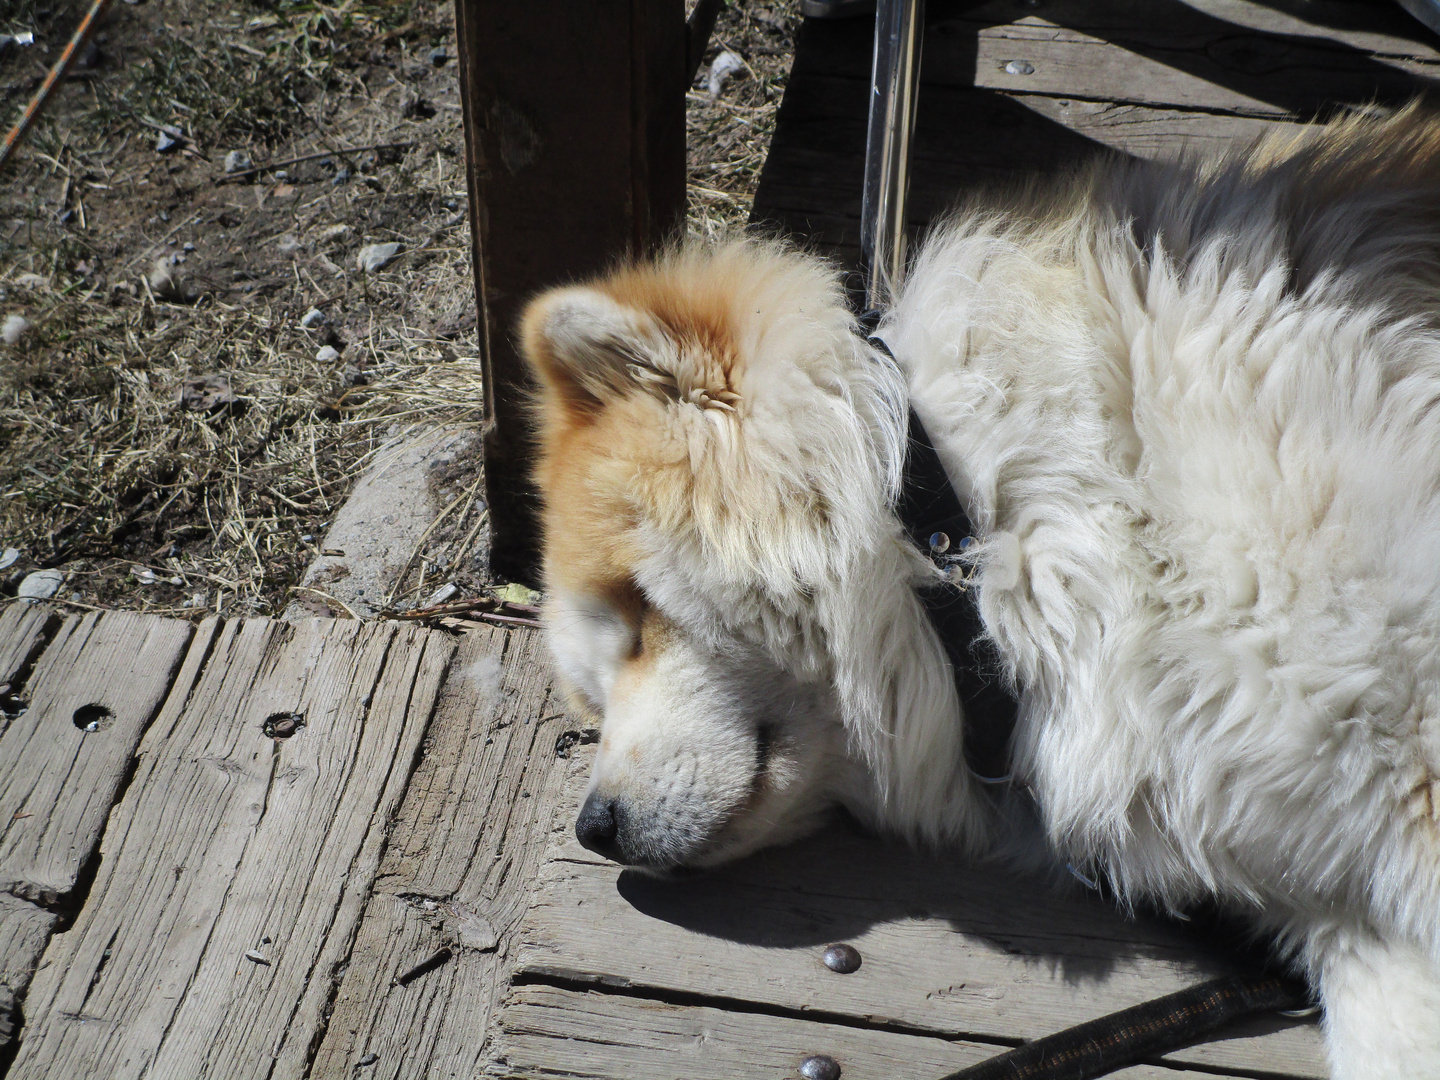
521,239,982,872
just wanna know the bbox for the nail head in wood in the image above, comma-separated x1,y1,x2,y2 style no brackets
800,1054,841,1080
821,943,861,973
264,711,304,739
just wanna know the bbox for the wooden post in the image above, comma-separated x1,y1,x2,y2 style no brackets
454,0,688,587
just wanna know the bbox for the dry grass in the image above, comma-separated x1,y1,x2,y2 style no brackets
687,1,801,240
0,0,797,618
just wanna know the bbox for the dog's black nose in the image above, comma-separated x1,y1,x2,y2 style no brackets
575,792,621,859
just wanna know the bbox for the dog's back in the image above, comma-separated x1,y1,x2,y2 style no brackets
889,104,1440,1078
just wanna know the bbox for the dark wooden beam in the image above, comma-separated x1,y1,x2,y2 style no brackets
454,0,687,588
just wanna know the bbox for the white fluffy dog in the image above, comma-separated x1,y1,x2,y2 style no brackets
520,105,1440,1078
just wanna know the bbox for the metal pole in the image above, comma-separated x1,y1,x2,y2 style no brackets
860,0,925,311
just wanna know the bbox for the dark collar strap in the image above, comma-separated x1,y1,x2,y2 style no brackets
861,316,1019,781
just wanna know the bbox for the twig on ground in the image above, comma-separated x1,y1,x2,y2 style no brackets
216,141,417,183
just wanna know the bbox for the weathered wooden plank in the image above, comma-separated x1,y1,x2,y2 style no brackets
455,0,686,585
490,983,1258,1080
0,892,58,1047
754,79,1307,261
310,624,576,1079
752,0,1435,263
0,610,195,905
0,602,59,702
966,15,1438,116
514,748,1327,1079
12,616,455,1080
787,0,1440,112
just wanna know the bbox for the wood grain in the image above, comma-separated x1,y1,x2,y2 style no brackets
781,0,1440,110
311,623,577,1079
0,892,57,1047
514,748,1326,1079
454,0,687,585
0,610,195,905
751,0,1433,265
0,602,59,702
11,616,454,1080
489,983,1260,1080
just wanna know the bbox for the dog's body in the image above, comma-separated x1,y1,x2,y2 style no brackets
522,107,1440,1077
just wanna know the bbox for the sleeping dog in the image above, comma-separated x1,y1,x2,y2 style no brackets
520,105,1440,1078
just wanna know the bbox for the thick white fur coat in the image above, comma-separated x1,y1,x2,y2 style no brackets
887,109,1440,1077
523,108,1440,1078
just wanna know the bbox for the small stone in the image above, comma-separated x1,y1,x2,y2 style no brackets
13,273,47,290
800,1055,841,1080
148,259,184,301
223,149,252,173
244,948,272,965
300,307,327,328
1004,59,1035,75
425,582,460,606
318,223,352,244
708,50,745,97
17,569,63,600
357,242,403,273
428,46,448,65
132,567,159,585
821,943,861,974
183,241,195,252
0,548,19,570
357,1054,378,1067
398,86,436,120
277,234,302,255
2,314,29,345
331,166,351,187
316,345,341,364
155,127,183,153
179,373,237,412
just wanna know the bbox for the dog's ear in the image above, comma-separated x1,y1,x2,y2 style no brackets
520,286,671,414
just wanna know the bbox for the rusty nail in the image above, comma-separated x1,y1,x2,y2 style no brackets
394,946,452,986
800,1054,841,1080
821,943,861,974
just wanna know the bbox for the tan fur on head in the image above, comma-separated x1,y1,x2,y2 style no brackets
520,238,987,869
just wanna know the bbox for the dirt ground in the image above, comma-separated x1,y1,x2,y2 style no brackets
0,0,799,618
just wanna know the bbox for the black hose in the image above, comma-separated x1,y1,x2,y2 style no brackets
939,973,1312,1080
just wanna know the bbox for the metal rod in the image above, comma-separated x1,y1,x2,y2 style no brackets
0,0,113,175
860,0,925,311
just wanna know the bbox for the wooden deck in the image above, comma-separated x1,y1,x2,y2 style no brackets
0,601,1326,1079
5,3,1440,1078
751,0,1440,266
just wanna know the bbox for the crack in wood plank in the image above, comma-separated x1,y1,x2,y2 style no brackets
488,983,1261,1080
309,624,575,1079
9,617,454,1080
0,610,196,907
